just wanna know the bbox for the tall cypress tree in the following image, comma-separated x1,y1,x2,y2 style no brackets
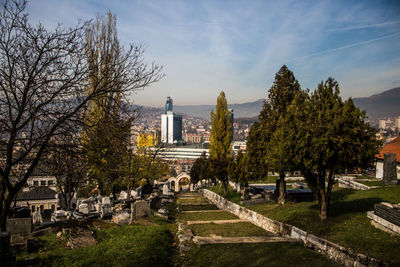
83,13,130,197
209,91,232,194
248,65,301,205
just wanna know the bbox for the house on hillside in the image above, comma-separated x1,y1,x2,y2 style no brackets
375,136,400,178
12,164,59,220
14,186,58,216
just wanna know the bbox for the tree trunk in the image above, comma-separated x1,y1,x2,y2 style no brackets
0,190,14,232
319,188,328,221
223,180,228,195
278,173,286,205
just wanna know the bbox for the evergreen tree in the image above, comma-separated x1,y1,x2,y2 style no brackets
248,65,301,205
228,150,249,199
294,78,381,220
190,152,209,184
246,120,269,181
209,91,232,194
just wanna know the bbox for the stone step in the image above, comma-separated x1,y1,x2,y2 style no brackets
187,219,246,225
180,203,213,206
181,210,225,213
192,235,298,245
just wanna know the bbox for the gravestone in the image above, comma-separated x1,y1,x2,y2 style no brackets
78,203,89,214
141,184,153,195
81,197,96,211
162,184,174,196
51,210,68,222
6,218,31,236
150,196,162,210
32,211,43,224
383,153,398,185
132,200,150,221
118,190,128,200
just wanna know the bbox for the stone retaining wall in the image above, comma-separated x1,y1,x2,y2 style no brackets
337,178,373,190
199,189,386,267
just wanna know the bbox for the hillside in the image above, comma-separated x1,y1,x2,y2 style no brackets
137,87,400,121
173,99,264,120
353,87,400,120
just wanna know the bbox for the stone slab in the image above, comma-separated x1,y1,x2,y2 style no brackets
181,210,225,213
186,219,246,225
192,235,296,245
6,218,31,236
368,211,400,236
374,203,400,226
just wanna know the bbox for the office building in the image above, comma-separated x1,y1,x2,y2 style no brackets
161,96,183,144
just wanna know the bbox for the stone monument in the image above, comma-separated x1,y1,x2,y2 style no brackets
131,200,150,222
383,153,398,185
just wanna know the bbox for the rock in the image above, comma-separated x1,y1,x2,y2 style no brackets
178,234,192,242
179,242,191,254
111,211,130,225
157,208,169,215
78,203,89,214
251,194,263,199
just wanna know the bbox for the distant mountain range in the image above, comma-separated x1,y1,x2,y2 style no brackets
353,87,400,120
139,87,400,121
173,100,264,120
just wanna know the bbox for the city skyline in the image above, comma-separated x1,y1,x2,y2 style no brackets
26,0,400,107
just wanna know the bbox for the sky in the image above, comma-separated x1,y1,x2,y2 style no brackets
25,0,400,107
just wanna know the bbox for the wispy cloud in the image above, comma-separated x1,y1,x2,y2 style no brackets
327,21,400,32
291,32,400,62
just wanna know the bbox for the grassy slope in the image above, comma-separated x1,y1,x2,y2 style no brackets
18,224,174,267
191,222,273,237
210,184,400,264
186,243,339,267
178,211,238,221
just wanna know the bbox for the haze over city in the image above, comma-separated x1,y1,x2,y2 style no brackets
26,0,400,107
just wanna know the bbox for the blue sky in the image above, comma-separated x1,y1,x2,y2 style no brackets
26,0,400,107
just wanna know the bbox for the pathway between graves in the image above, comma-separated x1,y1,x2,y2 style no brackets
176,192,294,245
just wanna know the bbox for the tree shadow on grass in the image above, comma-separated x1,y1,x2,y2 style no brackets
331,188,356,202
329,197,383,217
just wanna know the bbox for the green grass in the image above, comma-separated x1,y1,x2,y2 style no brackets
357,181,384,187
213,184,400,264
186,243,339,267
209,184,241,204
190,222,272,237
180,204,219,211
177,197,210,205
17,223,175,267
178,211,238,221
351,175,377,180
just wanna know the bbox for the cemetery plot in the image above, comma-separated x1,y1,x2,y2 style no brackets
190,222,275,237
186,243,340,267
210,184,400,265
178,210,238,221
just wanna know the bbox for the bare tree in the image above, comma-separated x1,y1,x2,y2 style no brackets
0,0,163,231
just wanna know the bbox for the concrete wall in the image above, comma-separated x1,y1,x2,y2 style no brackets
337,179,372,190
200,189,386,267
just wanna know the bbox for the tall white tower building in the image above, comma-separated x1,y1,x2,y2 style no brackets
161,97,182,144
